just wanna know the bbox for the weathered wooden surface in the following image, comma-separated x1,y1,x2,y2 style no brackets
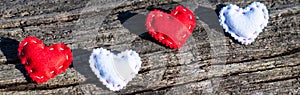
0,0,299,94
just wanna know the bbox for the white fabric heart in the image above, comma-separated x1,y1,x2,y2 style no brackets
89,48,142,91
219,2,269,44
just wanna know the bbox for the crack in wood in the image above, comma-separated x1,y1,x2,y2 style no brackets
224,47,300,64
0,0,299,94
0,83,79,91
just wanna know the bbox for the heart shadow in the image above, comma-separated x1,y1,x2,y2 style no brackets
215,4,227,17
214,4,241,44
194,4,241,44
117,3,182,50
72,48,110,90
0,37,33,83
195,5,224,33
72,48,140,92
117,11,170,49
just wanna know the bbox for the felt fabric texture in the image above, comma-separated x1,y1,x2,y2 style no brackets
146,5,196,50
219,2,269,45
89,48,142,91
18,36,72,84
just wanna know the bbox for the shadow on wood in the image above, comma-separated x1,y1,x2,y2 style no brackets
0,38,34,83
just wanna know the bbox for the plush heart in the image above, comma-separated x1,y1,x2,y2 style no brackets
145,5,196,49
219,2,269,45
89,48,142,91
18,36,72,84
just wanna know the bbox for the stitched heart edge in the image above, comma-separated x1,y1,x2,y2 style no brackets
89,48,142,91
145,5,196,49
18,36,72,84
219,2,269,45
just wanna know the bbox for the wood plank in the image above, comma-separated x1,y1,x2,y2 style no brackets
0,0,299,94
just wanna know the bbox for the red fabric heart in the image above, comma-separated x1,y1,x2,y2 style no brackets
18,36,72,84
146,5,196,49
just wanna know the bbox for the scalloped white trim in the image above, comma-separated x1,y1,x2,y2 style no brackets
89,48,142,91
219,2,269,45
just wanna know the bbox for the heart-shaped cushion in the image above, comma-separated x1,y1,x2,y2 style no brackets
146,5,196,49
18,36,72,84
219,2,269,44
89,48,142,91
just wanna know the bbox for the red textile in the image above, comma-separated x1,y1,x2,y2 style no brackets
18,36,72,84
146,5,196,49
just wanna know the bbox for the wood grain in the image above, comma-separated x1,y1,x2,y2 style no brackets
0,0,299,94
